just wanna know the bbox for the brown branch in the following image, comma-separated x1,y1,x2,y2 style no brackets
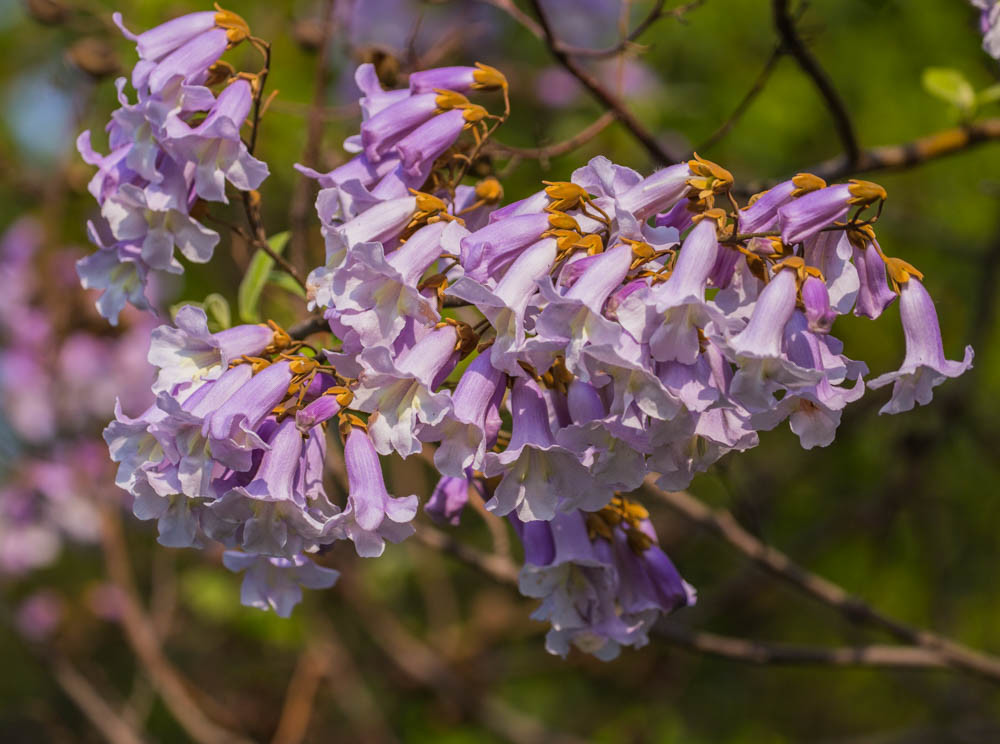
489,110,616,163
269,641,331,744
338,574,587,744
645,481,1000,683
658,626,947,669
806,118,1000,181
288,314,329,340
414,523,520,585
478,0,544,38
698,45,782,152
50,655,148,744
289,0,338,276
409,516,962,674
313,621,399,743
526,0,679,166
772,0,859,167
239,192,307,290
99,506,256,744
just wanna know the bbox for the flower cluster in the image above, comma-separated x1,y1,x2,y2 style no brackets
85,22,974,659
76,8,269,325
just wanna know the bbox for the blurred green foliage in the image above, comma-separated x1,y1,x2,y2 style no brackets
2,1,1000,742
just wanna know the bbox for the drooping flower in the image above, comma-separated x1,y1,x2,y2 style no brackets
515,498,695,660
868,277,973,414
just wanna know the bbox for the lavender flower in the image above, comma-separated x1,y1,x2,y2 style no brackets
869,277,973,414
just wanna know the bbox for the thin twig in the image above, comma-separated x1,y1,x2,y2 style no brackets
50,655,148,744
270,641,331,744
407,516,964,675
698,45,782,152
312,620,399,743
772,0,860,166
527,0,679,166
558,0,706,58
288,314,330,340
478,0,703,58
99,506,255,744
234,197,308,289
414,523,520,585
339,574,588,744
489,110,616,163
645,481,1000,683
289,0,338,275
658,626,948,669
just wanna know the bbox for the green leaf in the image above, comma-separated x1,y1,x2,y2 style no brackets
922,67,976,117
238,231,290,323
202,293,232,331
977,83,1000,106
268,270,306,299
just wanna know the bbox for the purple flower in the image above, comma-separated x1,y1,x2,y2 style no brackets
974,1,1000,58
360,92,452,161
165,79,270,203
803,231,859,314
422,351,506,477
396,108,471,177
482,377,602,521
351,325,458,456
209,420,329,558
618,220,730,365
425,473,481,525
516,500,694,660
222,552,339,618
321,221,450,346
330,427,418,556
409,63,507,94
554,380,649,491
527,244,632,380
868,278,973,414
739,174,827,234
148,305,275,394
778,180,886,245
752,312,866,449
852,239,897,320
721,267,823,412
801,275,837,334
447,237,556,375
460,212,558,282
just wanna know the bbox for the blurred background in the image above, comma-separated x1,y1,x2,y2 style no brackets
1,0,1000,742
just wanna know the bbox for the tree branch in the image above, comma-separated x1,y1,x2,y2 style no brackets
269,641,331,744
99,506,255,744
414,523,521,585
526,0,680,165
50,655,148,744
772,0,860,167
658,626,947,669
411,514,961,674
489,111,616,163
337,573,588,744
289,0,338,275
288,314,329,340
645,482,1000,683
698,45,782,152
806,118,1000,181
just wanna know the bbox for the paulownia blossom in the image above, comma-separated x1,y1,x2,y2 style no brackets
77,8,268,324
80,18,973,660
